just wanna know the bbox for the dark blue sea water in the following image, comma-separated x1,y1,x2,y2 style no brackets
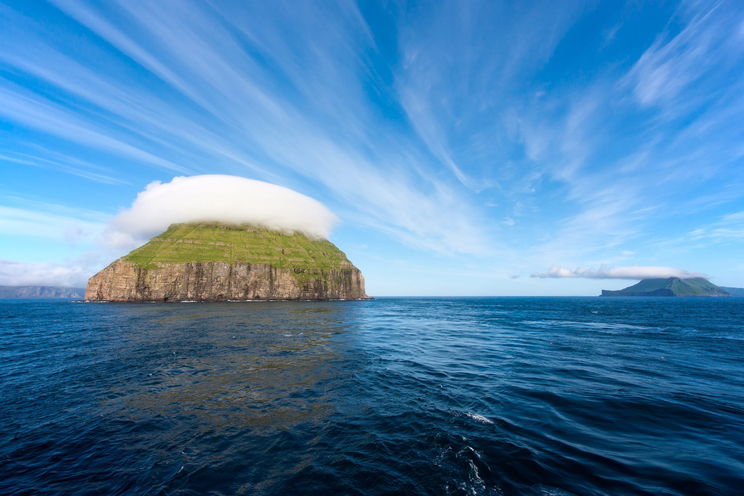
1,297,743,495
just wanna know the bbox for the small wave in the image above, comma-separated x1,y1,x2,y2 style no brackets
538,487,577,496
522,320,656,331
6,296,742,495
464,412,493,424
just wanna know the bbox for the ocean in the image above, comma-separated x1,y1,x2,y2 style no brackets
1,297,743,495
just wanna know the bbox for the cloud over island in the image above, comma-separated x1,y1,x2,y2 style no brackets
532,266,705,280
106,175,338,249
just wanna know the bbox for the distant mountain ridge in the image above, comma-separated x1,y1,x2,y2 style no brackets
600,277,739,297
0,286,85,298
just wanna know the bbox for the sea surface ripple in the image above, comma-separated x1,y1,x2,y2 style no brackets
1,297,743,495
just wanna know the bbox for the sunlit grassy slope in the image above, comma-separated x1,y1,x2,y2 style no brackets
123,223,352,270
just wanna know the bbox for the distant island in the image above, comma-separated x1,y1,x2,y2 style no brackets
0,286,85,299
601,277,742,297
86,222,369,302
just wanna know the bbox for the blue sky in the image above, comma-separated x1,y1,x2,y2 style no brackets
1,0,743,295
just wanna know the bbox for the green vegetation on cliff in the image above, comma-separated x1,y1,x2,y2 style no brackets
601,277,731,297
123,223,352,272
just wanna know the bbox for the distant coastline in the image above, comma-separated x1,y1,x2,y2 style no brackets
0,286,85,299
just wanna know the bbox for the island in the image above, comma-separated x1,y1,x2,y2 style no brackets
85,222,369,302
600,277,735,297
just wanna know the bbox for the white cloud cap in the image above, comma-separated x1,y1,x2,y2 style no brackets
106,175,338,248
532,265,705,280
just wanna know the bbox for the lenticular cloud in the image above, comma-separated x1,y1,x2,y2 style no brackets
106,175,338,248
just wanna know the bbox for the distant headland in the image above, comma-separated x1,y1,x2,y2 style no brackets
601,277,742,297
86,222,369,302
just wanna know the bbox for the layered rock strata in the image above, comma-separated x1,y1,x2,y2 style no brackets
86,260,367,301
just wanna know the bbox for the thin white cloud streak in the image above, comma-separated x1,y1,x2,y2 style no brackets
0,259,88,287
0,30,278,180
532,266,705,280
625,0,741,110
0,84,189,174
514,88,655,261
395,0,584,190
0,205,104,242
685,211,744,243
0,151,128,186
513,0,744,262
106,175,338,248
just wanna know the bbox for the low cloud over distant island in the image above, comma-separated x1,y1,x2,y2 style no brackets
532,266,705,280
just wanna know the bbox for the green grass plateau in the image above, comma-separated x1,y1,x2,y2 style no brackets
123,222,353,272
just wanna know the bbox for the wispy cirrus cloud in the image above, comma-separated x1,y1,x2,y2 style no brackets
1,0,491,255
0,149,129,185
394,0,584,191
686,211,744,243
0,204,105,242
624,0,743,110
513,0,744,265
0,1,743,292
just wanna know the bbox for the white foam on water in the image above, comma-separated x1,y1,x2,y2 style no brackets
522,320,656,331
538,486,577,496
464,412,494,424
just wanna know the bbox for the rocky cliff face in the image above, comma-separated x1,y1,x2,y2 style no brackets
86,260,367,301
85,223,369,302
